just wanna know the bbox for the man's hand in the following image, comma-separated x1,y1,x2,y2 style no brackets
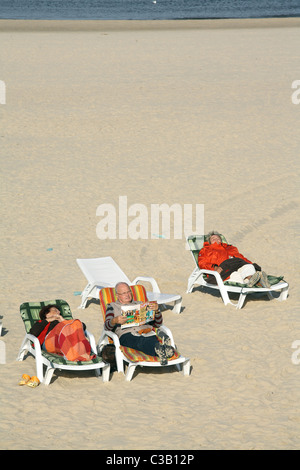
112,315,128,326
214,266,223,274
148,301,159,312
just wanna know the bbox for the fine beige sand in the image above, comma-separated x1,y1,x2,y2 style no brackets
0,18,299,450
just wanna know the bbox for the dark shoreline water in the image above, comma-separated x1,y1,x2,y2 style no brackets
0,0,299,21
1,17,299,36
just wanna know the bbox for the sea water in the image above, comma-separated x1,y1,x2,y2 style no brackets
0,0,299,21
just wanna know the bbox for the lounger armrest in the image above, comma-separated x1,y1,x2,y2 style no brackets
103,329,121,348
102,329,124,373
26,333,43,356
199,269,223,283
85,329,97,354
159,325,175,347
132,276,161,293
199,268,219,275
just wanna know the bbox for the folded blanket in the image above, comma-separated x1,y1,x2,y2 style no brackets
44,319,95,362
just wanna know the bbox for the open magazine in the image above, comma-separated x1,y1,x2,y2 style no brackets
120,302,155,329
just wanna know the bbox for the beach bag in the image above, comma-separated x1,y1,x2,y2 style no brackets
101,344,117,369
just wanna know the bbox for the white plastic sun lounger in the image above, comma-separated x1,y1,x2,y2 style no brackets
97,285,190,381
76,256,182,313
17,299,110,385
186,235,289,309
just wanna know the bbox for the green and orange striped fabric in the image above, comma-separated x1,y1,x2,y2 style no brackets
120,344,180,362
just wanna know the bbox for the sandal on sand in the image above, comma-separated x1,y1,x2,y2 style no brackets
26,376,40,388
18,374,31,386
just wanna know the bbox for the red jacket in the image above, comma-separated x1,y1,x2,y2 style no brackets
198,242,252,271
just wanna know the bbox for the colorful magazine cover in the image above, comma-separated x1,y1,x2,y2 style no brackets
120,302,155,329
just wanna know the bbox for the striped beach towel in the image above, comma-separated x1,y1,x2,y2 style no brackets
120,344,180,363
44,319,95,362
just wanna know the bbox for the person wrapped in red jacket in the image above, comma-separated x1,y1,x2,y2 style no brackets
198,231,270,287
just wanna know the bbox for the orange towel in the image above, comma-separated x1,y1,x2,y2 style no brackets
44,319,95,362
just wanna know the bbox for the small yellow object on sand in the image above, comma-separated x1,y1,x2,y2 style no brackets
26,376,40,388
18,374,31,386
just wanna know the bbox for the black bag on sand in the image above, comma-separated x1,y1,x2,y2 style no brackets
101,344,117,371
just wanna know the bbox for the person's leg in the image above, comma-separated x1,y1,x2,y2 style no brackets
120,333,159,356
207,258,249,284
238,263,256,283
120,333,175,365
229,262,261,286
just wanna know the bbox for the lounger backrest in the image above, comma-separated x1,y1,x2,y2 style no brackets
20,299,73,333
99,285,148,322
76,256,131,286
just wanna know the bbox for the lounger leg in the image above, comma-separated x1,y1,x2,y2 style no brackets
78,295,88,309
187,269,202,293
77,283,94,309
36,358,46,384
172,298,182,314
210,273,234,306
0,341,5,365
186,280,194,294
267,291,275,300
125,364,136,381
182,359,191,376
236,293,247,309
277,286,289,301
115,351,125,374
101,363,110,382
16,338,29,361
267,286,289,302
43,366,55,385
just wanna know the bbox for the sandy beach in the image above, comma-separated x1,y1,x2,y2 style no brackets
0,17,299,450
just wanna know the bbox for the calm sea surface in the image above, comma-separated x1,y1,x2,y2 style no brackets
0,0,299,21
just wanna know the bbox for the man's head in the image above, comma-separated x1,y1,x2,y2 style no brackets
115,282,132,304
208,231,222,245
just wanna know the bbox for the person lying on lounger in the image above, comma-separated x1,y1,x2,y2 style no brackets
104,282,175,365
198,231,271,287
30,304,96,361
